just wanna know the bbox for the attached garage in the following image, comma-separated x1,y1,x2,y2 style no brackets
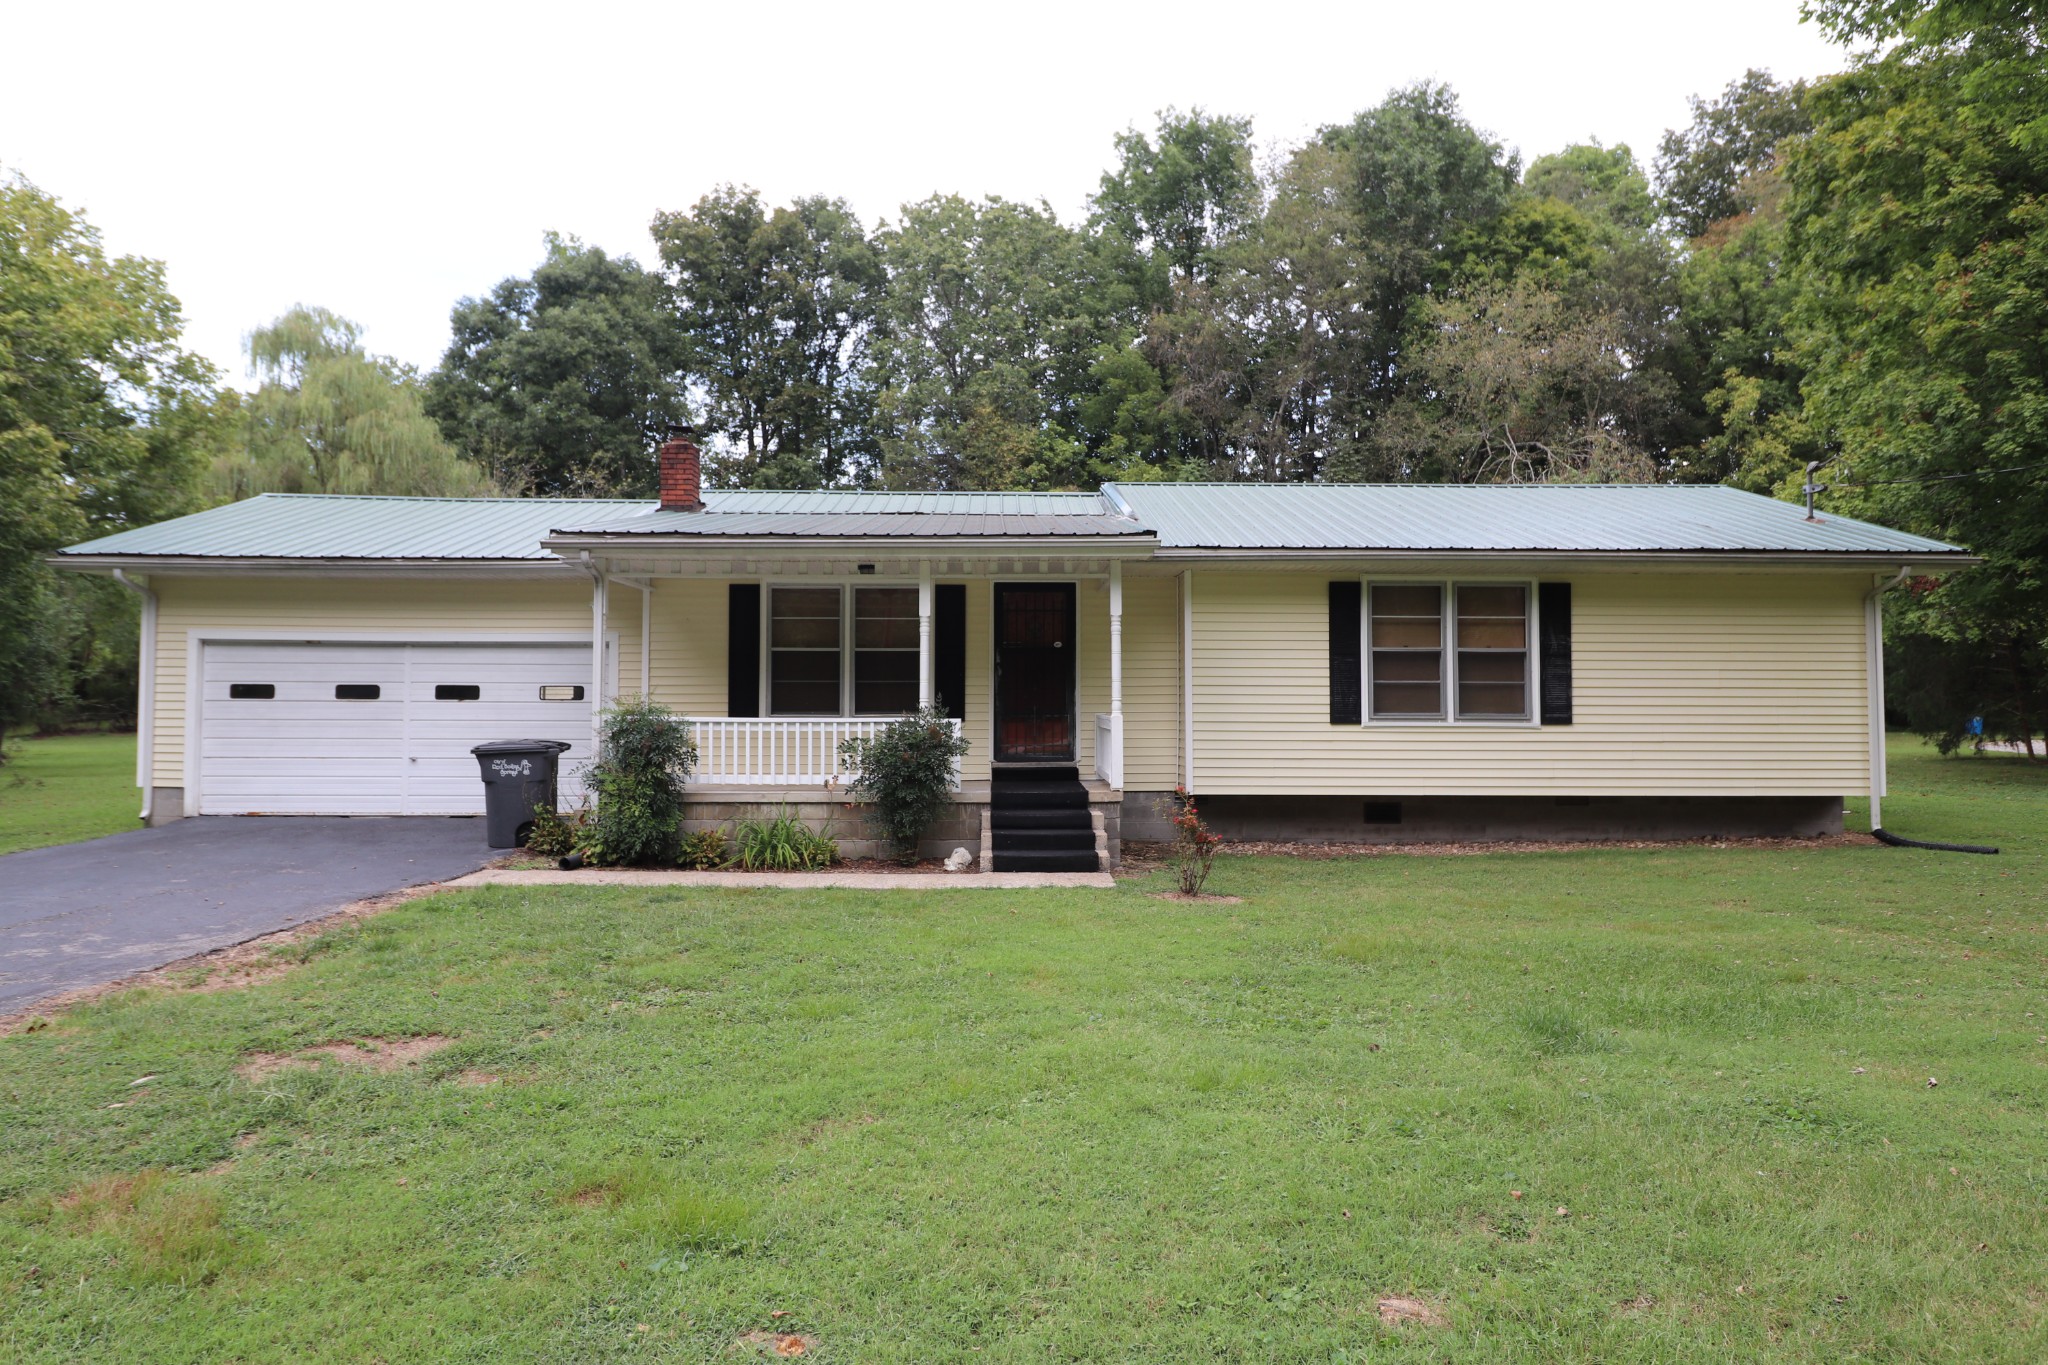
193,640,596,815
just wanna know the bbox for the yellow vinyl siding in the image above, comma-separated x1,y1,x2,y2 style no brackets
149,574,618,788
1189,569,1871,796
644,579,729,716
1122,573,1182,789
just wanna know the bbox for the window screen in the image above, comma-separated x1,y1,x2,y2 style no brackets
853,586,919,714
334,684,381,701
1455,585,1529,719
769,586,842,714
227,683,274,700
1369,584,1443,718
434,684,481,701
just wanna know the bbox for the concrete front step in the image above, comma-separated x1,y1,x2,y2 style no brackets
993,827,1098,852
990,849,1103,872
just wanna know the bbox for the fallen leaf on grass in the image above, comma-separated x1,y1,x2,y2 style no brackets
734,1331,818,1356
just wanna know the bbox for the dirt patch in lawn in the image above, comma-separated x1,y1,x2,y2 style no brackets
1149,891,1245,904
236,1035,453,1082
0,872,504,1038
1376,1295,1447,1327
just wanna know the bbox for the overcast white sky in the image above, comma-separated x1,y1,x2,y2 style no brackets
4,0,1846,382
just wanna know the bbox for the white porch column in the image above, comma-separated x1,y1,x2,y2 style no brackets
917,560,934,710
639,581,652,697
1108,560,1124,786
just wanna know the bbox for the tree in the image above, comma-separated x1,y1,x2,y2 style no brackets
1,169,219,750
1361,279,1656,484
1524,142,1657,233
1654,70,1811,240
1784,0,2048,755
652,187,882,488
867,194,1117,489
1092,108,1260,290
427,235,684,496
210,306,497,499
1139,84,1522,481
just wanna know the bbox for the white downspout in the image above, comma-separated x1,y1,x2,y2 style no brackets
111,570,156,824
917,560,934,710
580,553,607,759
1865,567,1910,831
1180,568,1194,793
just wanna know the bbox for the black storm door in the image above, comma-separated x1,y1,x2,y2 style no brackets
993,583,1076,762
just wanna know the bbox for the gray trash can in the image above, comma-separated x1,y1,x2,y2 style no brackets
471,740,573,848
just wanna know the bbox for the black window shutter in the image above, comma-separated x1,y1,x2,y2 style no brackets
1538,582,1573,725
934,584,967,720
1329,580,1362,725
727,583,760,718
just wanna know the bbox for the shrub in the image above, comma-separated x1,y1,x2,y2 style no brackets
838,704,970,864
525,803,584,858
1161,786,1222,896
580,698,696,866
730,808,838,870
677,827,728,871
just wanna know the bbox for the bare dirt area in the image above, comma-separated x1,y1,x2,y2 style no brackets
0,880,468,1038
235,1035,453,1082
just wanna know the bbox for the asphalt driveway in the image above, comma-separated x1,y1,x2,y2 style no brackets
0,817,498,1015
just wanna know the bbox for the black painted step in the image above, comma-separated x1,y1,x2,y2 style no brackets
991,806,1093,831
992,764,1080,784
994,828,1097,852
990,780,1088,809
993,848,1100,872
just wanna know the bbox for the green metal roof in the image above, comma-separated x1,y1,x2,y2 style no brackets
1105,482,1969,556
53,483,1968,563
57,494,653,561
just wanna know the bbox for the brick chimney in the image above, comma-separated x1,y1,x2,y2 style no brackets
657,424,703,511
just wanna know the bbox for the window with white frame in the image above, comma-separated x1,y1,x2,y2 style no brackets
767,585,922,716
1367,581,1531,722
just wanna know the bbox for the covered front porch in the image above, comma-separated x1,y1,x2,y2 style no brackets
564,543,1171,863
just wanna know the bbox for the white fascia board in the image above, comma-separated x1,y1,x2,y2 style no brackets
51,556,580,578
1142,548,1979,571
539,534,1162,559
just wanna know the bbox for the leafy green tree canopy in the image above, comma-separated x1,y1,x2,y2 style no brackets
428,234,684,496
1655,70,1811,239
1,169,220,747
1092,108,1261,289
652,187,882,489
212,306,496,500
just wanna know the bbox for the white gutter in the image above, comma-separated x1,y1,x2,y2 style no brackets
1865,567,1911,831
110,570,156,824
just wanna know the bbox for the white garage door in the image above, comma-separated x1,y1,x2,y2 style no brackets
196,641,595,815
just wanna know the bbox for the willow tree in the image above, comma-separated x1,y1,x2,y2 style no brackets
209,306,498,500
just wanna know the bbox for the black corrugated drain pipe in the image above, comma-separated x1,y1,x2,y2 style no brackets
1872,828,2000,855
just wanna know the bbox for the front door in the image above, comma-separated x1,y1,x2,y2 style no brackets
994,583,1076,763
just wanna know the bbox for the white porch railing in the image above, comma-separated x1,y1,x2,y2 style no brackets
1093,712,1123,789
688,716,963,788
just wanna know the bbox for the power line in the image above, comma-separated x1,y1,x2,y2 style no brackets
1830,458,2048,489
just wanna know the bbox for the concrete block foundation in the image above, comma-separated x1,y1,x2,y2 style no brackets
1121,792,1843,844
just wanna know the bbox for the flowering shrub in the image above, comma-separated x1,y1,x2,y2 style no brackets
1164,785,1222,896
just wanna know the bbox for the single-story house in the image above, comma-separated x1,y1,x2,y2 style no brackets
54,431,1972,868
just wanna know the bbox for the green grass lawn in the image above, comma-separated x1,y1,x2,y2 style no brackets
2,741,2044,1362
0,733,139,856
